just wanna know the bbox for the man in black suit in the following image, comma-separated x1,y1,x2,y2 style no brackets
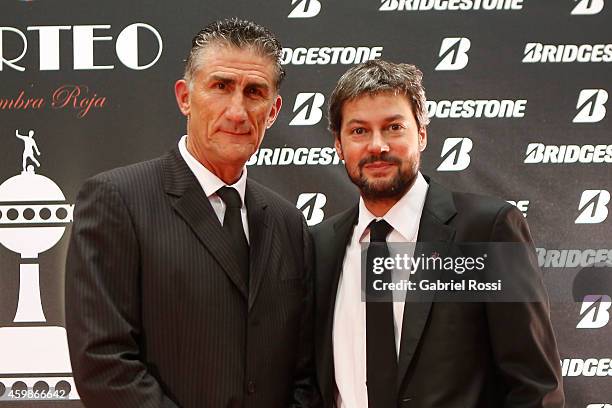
66,18,318,408
312,60,564,407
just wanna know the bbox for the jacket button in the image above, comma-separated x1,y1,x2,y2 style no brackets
247,381,256,394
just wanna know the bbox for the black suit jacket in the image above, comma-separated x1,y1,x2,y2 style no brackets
312,178,564,408
66,148,318,408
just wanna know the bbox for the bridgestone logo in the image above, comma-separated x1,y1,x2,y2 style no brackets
289,93,325,126
576,190,610,224
577,295,611,329
297,193,326,226
281,47,383,65
536,248,612,268
571,0,605,15
562,359,612,377
246,147,342,166
379,0,523,11
437,137,472,171
573,89,608,123
435,37,470,71
524,143,612,164
288,0,321,18
426,99,526,118
522,43,612,63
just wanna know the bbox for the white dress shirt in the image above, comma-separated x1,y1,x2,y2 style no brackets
178,135,249,241
333,172,429,408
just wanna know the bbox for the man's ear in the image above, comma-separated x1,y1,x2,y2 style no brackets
266,95,283,128
418,127,427,151
174,79,190,117
334,136,344,160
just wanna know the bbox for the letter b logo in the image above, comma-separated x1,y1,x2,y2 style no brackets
571,0,605,15
379,0,400,11
573,89,608,123
288,0,321,18
435,38,470,71
437,138,472,171
577,295,611,329
575,190,610,224
289,93,325,126
297,193,326,225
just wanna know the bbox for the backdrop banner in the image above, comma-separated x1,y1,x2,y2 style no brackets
0,0,610,406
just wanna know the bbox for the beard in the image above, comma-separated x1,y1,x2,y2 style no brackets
348,152,420,201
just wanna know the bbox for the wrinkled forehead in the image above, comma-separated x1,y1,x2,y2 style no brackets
192,41,280,88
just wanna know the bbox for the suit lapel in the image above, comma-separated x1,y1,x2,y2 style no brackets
397,179,457,390
162,148,248,299
244,181,272,311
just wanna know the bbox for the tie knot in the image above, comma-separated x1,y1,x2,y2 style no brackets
368,219,393,242
217,186,242,209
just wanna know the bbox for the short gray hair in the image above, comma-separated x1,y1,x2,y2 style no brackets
184,18,285,90
328,60,430,135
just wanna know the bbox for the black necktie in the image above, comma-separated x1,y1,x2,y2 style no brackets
216,186,249,288
366,219,398,408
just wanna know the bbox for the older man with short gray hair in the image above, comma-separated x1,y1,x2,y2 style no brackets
66,18,319,408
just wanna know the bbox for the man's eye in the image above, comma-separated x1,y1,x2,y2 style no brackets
352,128,365,135
246,87,259,95
215,83,226,90
389,124,402,131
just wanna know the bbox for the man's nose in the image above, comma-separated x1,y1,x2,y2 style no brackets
367,131,389,155
225,92,248,123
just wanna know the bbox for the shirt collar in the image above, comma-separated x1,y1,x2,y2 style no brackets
178,135,247,206
355,172,429,242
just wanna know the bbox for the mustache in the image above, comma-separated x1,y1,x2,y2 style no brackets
358,153,402,168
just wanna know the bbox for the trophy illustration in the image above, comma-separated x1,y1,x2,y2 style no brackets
0,130,79,401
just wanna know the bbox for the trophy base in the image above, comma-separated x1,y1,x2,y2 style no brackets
0,376,79,401
0,326,79,400
0,326,72,374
